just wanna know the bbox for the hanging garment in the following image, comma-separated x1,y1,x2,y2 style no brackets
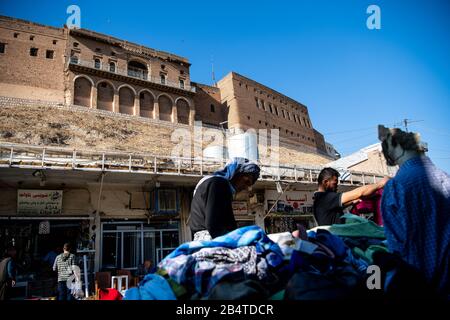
350,189,383,226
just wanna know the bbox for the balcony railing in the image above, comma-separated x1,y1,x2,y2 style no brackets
68,58,196,93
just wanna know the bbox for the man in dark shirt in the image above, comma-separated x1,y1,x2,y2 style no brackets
313,167,389,226
189,158,260,240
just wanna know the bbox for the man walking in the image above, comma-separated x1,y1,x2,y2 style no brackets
53,243,76,300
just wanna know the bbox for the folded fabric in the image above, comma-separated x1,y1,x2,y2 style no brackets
161,225,284,268
311,213,385,239
158,226,284,296
124,273,176,300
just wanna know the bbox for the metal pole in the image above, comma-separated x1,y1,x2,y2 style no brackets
83,255,89,298
42,148,45,168
129,154,132,172
72,150,76,169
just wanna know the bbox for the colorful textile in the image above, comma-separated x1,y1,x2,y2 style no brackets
312,213,385,239
124,273,176,300
381,155,450,293
158,226,284,295
162,225,284,266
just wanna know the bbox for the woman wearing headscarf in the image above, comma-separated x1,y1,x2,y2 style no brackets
188,157,261,241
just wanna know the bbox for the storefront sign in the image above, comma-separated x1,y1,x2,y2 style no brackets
232,201,248,215
17,189,63,215
265,190,314,213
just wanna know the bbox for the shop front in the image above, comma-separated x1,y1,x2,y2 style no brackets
0,216,94,299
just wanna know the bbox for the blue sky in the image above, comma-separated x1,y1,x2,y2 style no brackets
1,0,449,172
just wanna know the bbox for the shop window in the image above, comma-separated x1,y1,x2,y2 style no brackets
30,47,38,57
46,50,54,59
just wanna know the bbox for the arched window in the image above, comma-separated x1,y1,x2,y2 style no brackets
109,62,116,73
94,58,101,69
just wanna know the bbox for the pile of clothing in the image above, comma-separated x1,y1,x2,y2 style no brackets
125,218,396,300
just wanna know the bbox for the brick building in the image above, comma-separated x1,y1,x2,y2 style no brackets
0,15,331,159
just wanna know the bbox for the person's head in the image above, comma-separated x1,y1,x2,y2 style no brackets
318,167,340,192
215,157,260,193
63,243,71,253
378,125,427,166
144,260,152,269
230,172,256,193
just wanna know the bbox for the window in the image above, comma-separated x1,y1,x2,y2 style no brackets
30,48,38,57
46,50,54,59
94,58,101,69
109,62,116,73
30,35,34,41
160,74,166,85
161,64,166,70
269,104,273,114
259,120,262,124
265,122,268,126
247,116,251,120
0,43,5,54
261,100,265,111
14,33,19,38
111,51,116,56
255,97,259,108
179,79,185,89
95,48,101,52
210,104,215,112
275,106,279,116
282,110,286,118
70,55,79,64
180,70,184,75
53,40,57,45
73,42,79,47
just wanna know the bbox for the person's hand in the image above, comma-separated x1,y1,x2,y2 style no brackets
377,176,390,189
11,280,16,287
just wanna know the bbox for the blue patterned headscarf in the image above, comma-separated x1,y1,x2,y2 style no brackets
213,157,260,184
